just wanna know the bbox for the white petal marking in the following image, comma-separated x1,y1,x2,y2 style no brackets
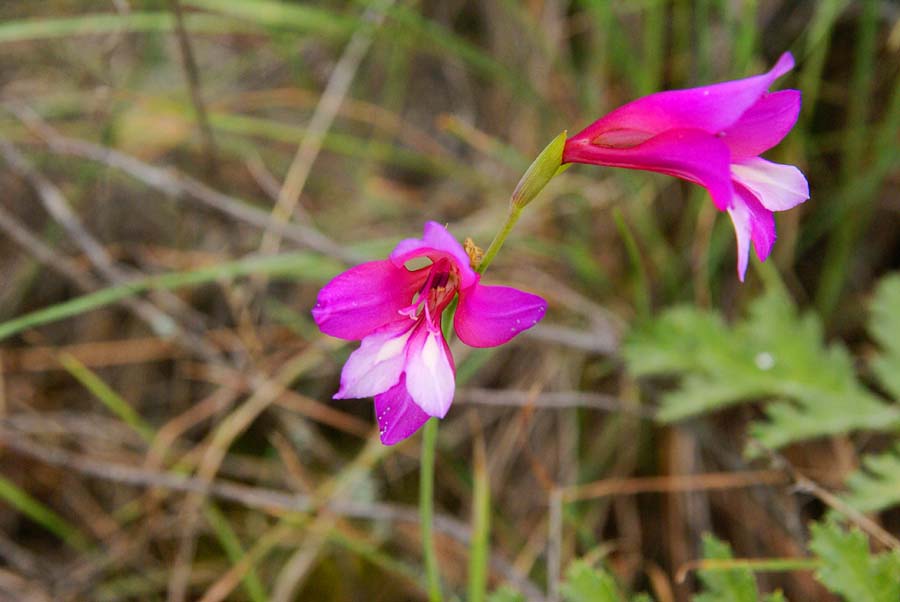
405,330,455,418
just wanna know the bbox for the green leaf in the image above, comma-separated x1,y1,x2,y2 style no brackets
809,518,900,602
560,560,623,602
623,287,900,450
843,444,900,512
487,586,525,602
869,274,900,400
693,534,758,602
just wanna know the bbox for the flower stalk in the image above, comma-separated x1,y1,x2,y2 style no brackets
420,417,442,602
479,130,567,275
477,205,522,276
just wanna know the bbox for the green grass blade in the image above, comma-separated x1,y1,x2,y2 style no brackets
729,0,758,73
467,434,490,602
815,0,880,318
184,0,354,36
798,0,850,121
613,208,651,321
638,0,665,94
0,252,341,342
58,353,155,443
0,474,90,550
209,111,448,175
0,12,250,44
420,418,443,602
204,504,269,602
329,529,427,592
369,1,541,105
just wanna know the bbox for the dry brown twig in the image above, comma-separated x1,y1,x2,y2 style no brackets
0,139,223,362
761,446,900,551
0,126,371,601
6,104,361,264
1,424,547,601
168,0,219,174
458,387,654,418
0,141,179,336
259,0,396,257
559,470,790,504
0,203,96,291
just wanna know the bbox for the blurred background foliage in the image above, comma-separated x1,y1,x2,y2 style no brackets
0,1,898,601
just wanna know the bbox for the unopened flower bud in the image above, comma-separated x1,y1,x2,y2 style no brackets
510,130,568,210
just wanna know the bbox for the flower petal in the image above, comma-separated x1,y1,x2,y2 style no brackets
727,185,777,281
334,322,414,399
454,284,547,348
390,221,477,288
746,192,776,263
722,90,802,159
727,198,752,282
731,157,809,212
313,260,426,340
404,327,455,418
565,128,735,210
569,52,795,141
374,376,430,445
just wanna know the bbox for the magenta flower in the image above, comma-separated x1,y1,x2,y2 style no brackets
563,52,809,280
313,222,547,445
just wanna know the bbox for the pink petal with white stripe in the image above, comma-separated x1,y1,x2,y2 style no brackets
727,185,777,281
727,198,753,282
404,327,455,418
335,322,414,400
731,157,810,212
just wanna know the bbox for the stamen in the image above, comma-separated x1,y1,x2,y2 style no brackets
396,257,459,331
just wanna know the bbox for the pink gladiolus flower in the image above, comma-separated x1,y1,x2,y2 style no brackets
313,222,547,445
564,52,809,280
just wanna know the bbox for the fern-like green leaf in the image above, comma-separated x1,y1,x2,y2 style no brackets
693,534,759,602
869,274,900,400
560,560,624,602
487,585,525,602
624,288,900,450
809,518,900,602
843,444,900,512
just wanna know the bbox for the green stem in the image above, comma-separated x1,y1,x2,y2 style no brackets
477,205,523,275
418,139,547,597
420,417,442,602
467,434,490,602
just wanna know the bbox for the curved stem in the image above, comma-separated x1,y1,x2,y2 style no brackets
477,205,523,275
420,417,442,601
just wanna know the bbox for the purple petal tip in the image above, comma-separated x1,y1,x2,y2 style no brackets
771,52,795,78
